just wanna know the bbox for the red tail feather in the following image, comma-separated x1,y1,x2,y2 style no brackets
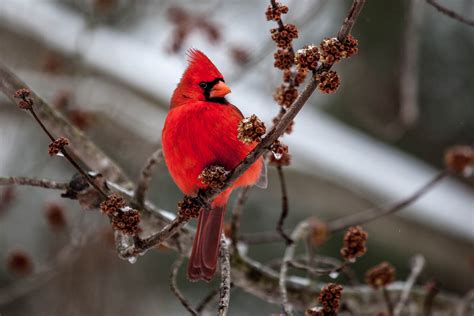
187,205,225,281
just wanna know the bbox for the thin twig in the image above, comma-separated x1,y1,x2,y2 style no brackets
0,177,68,190
426,0,474,26
230,187,251,253
134,148,163,207
169,244,199,316
28,107,108,199
218,235,231,316
337,0,367,41
327,170,449,233
279,221,309,315
276,165,292,245
399,0,424,127
394,255,426,315
288,260,341,277
195,287,220,313
383,287,394,316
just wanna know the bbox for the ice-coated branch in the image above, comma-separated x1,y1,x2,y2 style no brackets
218,235,231,316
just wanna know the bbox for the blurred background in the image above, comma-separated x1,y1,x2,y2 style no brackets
0,0,473,315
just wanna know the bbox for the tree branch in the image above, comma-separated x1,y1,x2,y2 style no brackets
230,187,251,253
327,170,449,233
426,0,474,26
0,176,68,190
169,247,199,316
394,254,426,316
218,235,231,316
279,221,310,315
134,148,163,207
276,165,292,245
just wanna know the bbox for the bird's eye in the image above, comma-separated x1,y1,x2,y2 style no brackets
199,82,207,89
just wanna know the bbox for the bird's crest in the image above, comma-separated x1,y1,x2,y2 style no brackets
184,49,223,82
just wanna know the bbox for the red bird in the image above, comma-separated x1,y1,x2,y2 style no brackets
162,50,265,281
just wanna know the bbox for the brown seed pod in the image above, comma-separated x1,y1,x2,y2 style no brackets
237,114,266,144
316,71,341,94
340,226,368,261
365,262,396,289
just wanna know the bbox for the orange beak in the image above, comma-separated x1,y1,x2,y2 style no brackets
209,81,231,98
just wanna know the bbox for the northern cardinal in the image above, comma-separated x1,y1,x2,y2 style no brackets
162,50,265,281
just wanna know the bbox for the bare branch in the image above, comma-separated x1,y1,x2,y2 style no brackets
394,255,426,315
169,247,199,316
327,170,449,233
276,165,293,245
134,148,163,207
426,0,474,26
399,0,425,127
195,287,220,313
383,287,395,316
230,187,251,253
279,221,310,315
337,0,367,41
0,176,68,190
218,235,231,316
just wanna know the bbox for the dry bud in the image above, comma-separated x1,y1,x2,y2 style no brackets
198,165,228,189
100,193,126,215
100,193,140,235
444,145,474,174
270,24,298,49
340,226,368,261
110,207,141,235
265,1,289,21
6,250,34,276
295,45,320,71
237,114,266,144
177,196,201,220
44,203,67,231
319,283,343,314
294,68,308,86
274,84,298,108
14,88,31,99
48,137,69,156
271,152,291,167
269,140,291,166
319,35,359,65
316,71,341,94
269,140,288,156
274,49,294,70
308,218,328,246
365,261,396,289
14,88,34,110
